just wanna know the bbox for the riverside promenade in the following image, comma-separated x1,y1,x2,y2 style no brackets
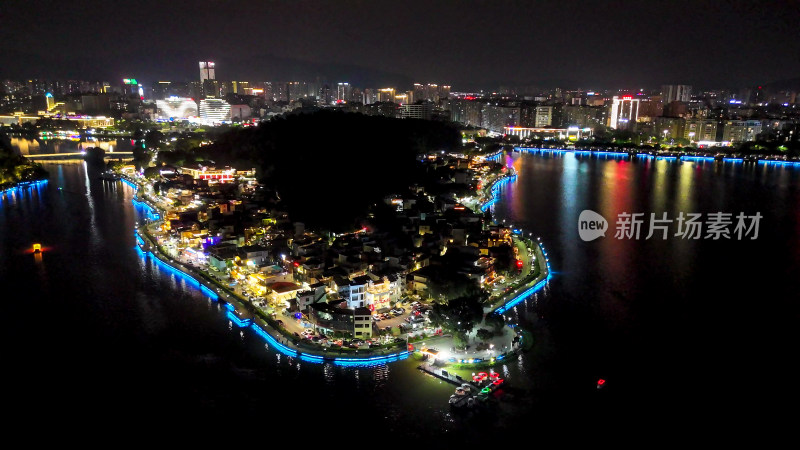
126,174,410,367
124,154,549,368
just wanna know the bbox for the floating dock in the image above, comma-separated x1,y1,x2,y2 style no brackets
418,364,506,408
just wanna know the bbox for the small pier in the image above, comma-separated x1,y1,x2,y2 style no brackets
418,363,506,409
418,363,476,388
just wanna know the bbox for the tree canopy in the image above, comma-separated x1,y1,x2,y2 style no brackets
428,293,485,337
197,110,461,231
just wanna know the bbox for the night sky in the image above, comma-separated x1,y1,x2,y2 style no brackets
1,0,798,90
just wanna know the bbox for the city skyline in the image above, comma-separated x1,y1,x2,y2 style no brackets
1,1,799,90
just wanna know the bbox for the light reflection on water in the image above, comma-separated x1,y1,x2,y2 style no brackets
3,156,798,439
10,137,134,155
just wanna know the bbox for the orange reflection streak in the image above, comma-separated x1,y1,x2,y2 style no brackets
599,160,635,278
23,245,53,254
510,155,524,219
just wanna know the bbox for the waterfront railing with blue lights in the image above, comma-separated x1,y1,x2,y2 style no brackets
758,160,800,167
134,229,410,367
1,178,48,197
479,171,518,212
120,176,138,191
515,147,800,168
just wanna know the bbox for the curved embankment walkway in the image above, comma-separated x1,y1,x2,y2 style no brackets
124,176,409,367
474,162,552,315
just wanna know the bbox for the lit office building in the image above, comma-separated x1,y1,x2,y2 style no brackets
199,98,231,123
336,82,351,102
378,88,396,102
199,61,216,81
413,84,425,102
400,102,433,120
722,120,764,143
608,95,640,129
363,88,377,105
481,104,521,133
450,99,483,127
535,105,554,127
684,119,719,142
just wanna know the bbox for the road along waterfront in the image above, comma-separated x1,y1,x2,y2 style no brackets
127,175,411,366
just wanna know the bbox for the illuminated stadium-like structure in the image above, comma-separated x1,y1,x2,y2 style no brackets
155,97,198,120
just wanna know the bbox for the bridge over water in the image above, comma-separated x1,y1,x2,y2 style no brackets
22,152,134,163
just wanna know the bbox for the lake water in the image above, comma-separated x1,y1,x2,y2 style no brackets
1,152,797,441
9,137,135,155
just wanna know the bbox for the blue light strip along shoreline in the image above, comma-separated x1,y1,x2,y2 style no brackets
135,226,411,367
1,178,48,197
515,147,800,168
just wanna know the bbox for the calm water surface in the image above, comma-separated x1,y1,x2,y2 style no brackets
1,153,797,440
10,137,134,155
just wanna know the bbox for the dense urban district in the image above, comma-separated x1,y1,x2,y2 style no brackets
120,110,548,364
2,70,800,157
4,67,800,367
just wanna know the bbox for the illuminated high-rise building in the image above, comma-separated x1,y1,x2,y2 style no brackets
378,88,396,102
425,84,438,101
45,93,55,111
413,84,425,101
199,62,218,98
363,88,377,105
232,81,249,95
199,61,216,82
336,82,351,103
608,95,640,129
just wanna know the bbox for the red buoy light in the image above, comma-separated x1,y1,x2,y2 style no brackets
597,379,606,389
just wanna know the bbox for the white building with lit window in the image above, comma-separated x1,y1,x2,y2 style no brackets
608,96,640,129
198,98,231,124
